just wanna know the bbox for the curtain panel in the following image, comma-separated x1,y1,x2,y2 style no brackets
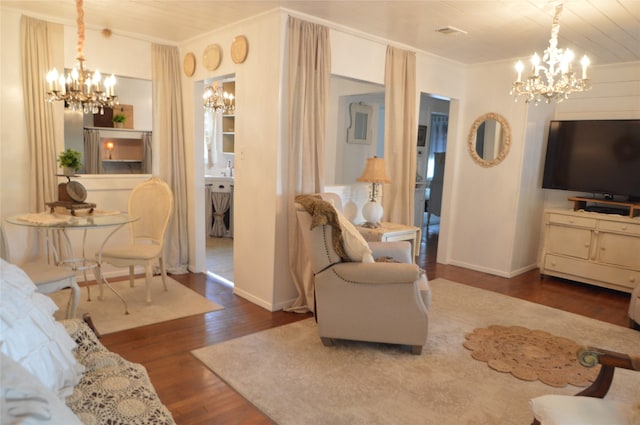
83,129,102,174
20,16,60,213
286,17,330,313
383,46,417,226
151,44,189,274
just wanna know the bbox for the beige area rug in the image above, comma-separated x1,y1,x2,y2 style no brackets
464,325,599,387
50,276,224,335
192,278,640,425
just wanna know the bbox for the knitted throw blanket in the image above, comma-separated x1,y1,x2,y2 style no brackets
295,195,349,261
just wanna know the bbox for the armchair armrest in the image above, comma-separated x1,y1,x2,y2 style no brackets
369,241,412,264
576,346,640,398
331,261,422,284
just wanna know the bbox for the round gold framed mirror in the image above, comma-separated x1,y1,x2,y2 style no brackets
468,112,511,167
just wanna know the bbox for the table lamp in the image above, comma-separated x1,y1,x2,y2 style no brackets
357,156,391,228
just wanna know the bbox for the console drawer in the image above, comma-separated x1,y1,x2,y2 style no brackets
599,220,640,236
548,213,596,228
543,254,638,291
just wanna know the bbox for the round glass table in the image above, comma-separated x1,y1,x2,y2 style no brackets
6,212,139,314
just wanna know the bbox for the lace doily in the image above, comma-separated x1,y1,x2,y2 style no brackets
463,325,600,387
62,320,176,425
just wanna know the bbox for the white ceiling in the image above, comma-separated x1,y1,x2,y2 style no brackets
3,0,639,66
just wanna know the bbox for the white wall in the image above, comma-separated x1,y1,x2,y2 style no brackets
447,60,532,277
178,9,287,310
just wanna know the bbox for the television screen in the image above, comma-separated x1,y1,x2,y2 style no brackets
542,119,640,200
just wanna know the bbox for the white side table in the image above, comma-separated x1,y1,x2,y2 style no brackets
356,222,421,259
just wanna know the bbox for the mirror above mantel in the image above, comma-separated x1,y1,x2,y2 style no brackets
64,76,152,174
468,112,511,167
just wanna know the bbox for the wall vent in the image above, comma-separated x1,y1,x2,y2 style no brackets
435,26,468,35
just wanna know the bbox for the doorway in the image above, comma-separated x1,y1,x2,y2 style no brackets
202,77,236,284
417,93,450,259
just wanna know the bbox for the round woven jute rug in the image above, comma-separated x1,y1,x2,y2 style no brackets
463,325,600,387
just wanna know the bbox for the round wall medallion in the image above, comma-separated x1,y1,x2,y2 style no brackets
231,35,248,64
183,52,196,77
203,44,222,71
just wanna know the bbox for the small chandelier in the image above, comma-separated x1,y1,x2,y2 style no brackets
203,83,235,114
510,3,591,105
45,0,118,114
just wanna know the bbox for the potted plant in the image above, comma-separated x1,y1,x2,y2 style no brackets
57,148,82,175
112,113,126,128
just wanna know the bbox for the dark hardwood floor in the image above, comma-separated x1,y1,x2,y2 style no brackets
98,222,632,425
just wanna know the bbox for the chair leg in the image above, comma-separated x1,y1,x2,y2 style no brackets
320,337,334,347
67,279,81,319
145,265,153,304
95,266,105,300
129,266,135,287
159,257,168,292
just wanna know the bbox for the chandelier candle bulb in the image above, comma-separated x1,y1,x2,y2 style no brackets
581,56,589,79
515,61,524,82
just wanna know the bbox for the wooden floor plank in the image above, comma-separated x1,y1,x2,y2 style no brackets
98,226,632,424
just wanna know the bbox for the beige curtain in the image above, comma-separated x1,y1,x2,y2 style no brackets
21,16,59,212
83,129,102,174
287,17,330,313
151,44,189,274
383,46,417,226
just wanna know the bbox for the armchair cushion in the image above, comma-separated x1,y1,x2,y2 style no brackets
334,207,374,263
530,394,637,425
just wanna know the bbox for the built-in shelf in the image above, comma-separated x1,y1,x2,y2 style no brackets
222,82,235,154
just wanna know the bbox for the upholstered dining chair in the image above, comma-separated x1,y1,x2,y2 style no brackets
295,193,431,354
530,346,640,425
0,225,80,318
96,177,174,305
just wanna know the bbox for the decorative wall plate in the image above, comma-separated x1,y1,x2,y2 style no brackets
183,52,196,77
66,181,87,202
203,44,222,71
231,35,248,64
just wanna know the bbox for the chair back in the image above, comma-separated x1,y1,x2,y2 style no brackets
295,193,344,274
128,177,174,245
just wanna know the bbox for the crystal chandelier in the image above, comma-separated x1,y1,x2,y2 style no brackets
203,83,235,114
510,3,591,104
45,0,117,114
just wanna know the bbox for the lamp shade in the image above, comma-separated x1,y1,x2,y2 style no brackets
356,157,391,183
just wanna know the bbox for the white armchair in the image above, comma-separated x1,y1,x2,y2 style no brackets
295,194,430,354
530,347,640,425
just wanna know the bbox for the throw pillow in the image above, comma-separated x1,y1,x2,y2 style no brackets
1,353,82,424
0,259,85,399
332,206,374,263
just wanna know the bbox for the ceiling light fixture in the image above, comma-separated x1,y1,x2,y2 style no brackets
45,0,118,114
203,82,235,114
510,3,590,104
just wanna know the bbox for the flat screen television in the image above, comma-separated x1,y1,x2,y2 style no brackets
542,119,640,201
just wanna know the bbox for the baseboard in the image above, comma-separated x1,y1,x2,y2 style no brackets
233,286,276,312
447,260,538,278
